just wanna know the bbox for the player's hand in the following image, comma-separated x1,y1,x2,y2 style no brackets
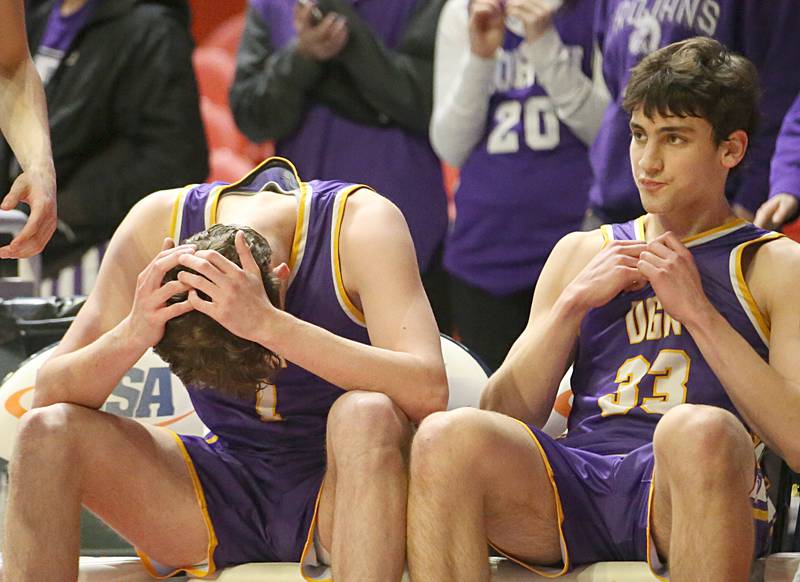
469,0,505,59
0,168,57,259
636,232,711,328
178,230,278,345
753,193,799,231
566,239,648,313
123,238,195,349
505,0,556,44
294,2,348,62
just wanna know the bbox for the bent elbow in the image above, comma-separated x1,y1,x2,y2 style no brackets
410,370,448,423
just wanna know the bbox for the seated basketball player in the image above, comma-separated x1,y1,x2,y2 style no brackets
4,157,447,580
407,37,800,582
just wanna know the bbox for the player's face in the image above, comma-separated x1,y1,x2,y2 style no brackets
629,108,733,215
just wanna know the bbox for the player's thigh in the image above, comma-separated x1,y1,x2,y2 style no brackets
53,405,209,566
315,391,413,551
649,404,755,559
419,408,561,563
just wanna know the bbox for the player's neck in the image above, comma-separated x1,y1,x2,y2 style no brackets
644,202,738,242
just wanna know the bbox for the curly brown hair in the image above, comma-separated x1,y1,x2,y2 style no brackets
154,224,283,400
623,37,760,146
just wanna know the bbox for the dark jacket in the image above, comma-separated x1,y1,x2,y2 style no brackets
1,0,208,247
230,0,445,142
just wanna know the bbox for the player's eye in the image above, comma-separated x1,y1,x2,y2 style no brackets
631,130,645,142
667,134,685,145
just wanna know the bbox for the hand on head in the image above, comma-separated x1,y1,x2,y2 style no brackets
125,237,195,349
178,230,282,346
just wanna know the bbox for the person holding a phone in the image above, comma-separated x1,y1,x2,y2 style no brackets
230,0,453,334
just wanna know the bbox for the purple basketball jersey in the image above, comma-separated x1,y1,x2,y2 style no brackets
564,217,782,455
446,0,594,296
170,157,370,455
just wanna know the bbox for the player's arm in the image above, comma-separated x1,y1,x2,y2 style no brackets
33,190,192,410
180,190,447,423
0,0,56,259
668,238,800,470
276,190,446,422
482,230,647,425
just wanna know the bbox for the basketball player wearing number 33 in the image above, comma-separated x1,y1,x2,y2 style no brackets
4,157,447,581
408,37,800,582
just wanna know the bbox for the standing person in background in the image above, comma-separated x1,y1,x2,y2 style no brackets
755,93,800,231
431,0,607,371
0,0,57,259
0,0,208,270
584,0,800,227
230,0,452,331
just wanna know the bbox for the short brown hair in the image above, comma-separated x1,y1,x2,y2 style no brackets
623,37,760,144
154,224,283,400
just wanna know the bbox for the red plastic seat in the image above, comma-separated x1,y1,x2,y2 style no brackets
200,96,249,154
203,12,246,58
208,147,255,184
193,47,235,108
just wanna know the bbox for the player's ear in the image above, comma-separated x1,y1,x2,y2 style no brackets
272,262,290,282
720,129,748,170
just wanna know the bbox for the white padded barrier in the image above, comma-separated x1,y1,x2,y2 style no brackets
0,337,797,581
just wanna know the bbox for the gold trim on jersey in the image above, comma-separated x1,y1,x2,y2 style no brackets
488,419,569,578
600,224,614,248
682,217,748,248
299,484,332,582
137,430,218,579
169,185,196,243
206,185,225,228
289,181,312,287
645,472,669,582
632,215,748,247
634,216,647,241
728,232,783,348
331,186,369,327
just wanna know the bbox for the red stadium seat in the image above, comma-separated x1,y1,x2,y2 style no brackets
200,96,249,154
783,218,800,243
203,12,246,58
208,148,256,183
243,140,276,165
193,47,235,108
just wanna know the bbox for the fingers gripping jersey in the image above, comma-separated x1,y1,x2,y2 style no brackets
169,158,371,455
564,217,782,455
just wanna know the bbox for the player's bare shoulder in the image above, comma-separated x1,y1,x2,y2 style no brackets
747,235,800,316
545,228,608,290
338,187,414,259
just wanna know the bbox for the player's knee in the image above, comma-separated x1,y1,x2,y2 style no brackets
13,403,83,467
328,391,410,450
655,404,752,482
411,408,488,478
